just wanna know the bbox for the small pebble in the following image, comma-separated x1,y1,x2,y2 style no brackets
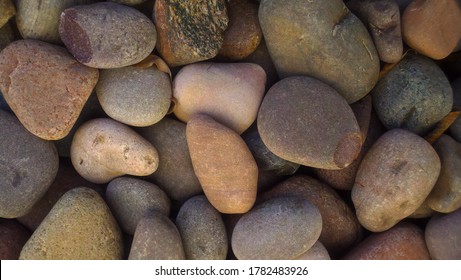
425,209,461,260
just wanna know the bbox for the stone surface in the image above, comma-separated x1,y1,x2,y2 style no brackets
176,195,228,260
425,209,461,260
343,223,431,260
258,76,362,169
0,22,14,52
173,62,266,134
352,129,441,232
0,110,59,218
15,0,96,44
186,114,258,214
129,213,185,260
96,65,172,127
259,0,379,103
293,241,331,260
232,196,322,260
109,0,148,5
137,117,202,203
408,201,435,219
372,54,453,135
20,187,123,260
449,78,461,142
0,39,99,140
59,2,157,68
70,118,159,184
0,0,15,28
242,38,278,90
259,175,363,258
0,219,31,260
106,177,170,235
153,0,228,67
218,0,262,60
402,0,461,60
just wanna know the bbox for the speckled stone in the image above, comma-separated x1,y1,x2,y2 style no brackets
0,110,59,218
0,219,31,260
425,209,461,260
0,39,99,140
176,195,228,260
0,0,15,28
19,187,123,260
153,0,228,66
106,177,170,235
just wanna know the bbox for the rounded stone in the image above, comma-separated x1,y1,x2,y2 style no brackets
372,54,453,135
425,209,461,260
352,129,441,232
129,213,185,260
186,114,258,214
175,195,228,260
59,2,157,68
0,110,59,218
0,219,31,260
232,196,322,260
0,39,99,140
70,118,159,184
105,177,170,235
19,187,123,260
257,76,362,169
96,66,172,127
173,62,266,134
293,241,331,260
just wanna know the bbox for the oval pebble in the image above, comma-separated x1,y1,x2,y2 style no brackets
425,209,461,260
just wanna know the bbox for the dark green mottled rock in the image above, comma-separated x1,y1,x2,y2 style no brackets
106,177,170,235
176,195,228,260
425,209,461,260
0,110,59,218
372,54,453,135
232,196,322,260
129,213,185,260
153,0,228,67
0,219,31,260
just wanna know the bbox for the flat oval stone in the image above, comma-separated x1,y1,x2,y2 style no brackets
129,213,185,260
70,118,159,184
258,76,362,169
259,175,362,258
153,0,228,67
19,187,123,260
0,39,99,140
173,62,266,134
186,114,258,214
232,196,322,260
372,54,453,135
137,118,202,203
96,66,171,127
352,129,441,232
425,209,461,260
0,110,59,218
176,195,228,260
259,0,379,103
106,177,170,235
0,219,31,260
59,2,157,68
343,222,430,260
293,241,330,260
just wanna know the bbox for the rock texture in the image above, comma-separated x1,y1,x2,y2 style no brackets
0,219,31,260
425,209,461,260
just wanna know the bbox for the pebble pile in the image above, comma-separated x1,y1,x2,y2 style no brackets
1,0,461,260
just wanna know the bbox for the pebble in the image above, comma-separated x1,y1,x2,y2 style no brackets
137,117,202,203
218,0,262,61
293,241,331,260
232,196,322,260
153,0,228,67
175,195,228,260
105,177,170,235
186,114,258,214
173,62,266,134
259,0,379,103
15,0,96,44
0,39,99,140
0,110,59,218
352,129,441,232
129,213,185,260
425,209,461,260
59,2,157,68
0,219,31,260
70,118,159,184
259,175,363,258
0,0,15,28
372,54,453,135
402,0,461,60
96,65,172,127
343,222,430,260
257,76,362,169
20,187,123,260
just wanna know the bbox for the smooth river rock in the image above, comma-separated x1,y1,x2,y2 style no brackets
425,209,461,260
